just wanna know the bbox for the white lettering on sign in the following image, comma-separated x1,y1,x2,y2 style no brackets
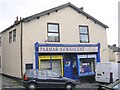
39,46,98,53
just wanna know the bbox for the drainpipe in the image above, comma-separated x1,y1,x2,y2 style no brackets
97,43,101,62
35,42,39,69
20,17,23,77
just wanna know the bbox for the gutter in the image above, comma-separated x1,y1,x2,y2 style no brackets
20,18,23,77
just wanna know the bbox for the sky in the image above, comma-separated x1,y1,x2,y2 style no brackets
0,0,119,46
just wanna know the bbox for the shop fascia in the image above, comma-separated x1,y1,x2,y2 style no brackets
39,46,98,53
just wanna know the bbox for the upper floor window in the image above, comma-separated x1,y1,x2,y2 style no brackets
9,29,17,43
47,23,60,42
79,26,90,43
13,29,16,42
0,37,1,46
9,31,12,43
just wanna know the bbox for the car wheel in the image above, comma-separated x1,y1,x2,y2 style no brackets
65,83,73,90
27,83,37,90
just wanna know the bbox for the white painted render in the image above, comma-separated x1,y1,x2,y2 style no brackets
2,24,21,78
1,6,109,78
22,7,109,73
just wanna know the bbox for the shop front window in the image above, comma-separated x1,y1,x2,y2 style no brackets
80,58,94,73
39,55,63,76
40,60,51,70
78,55,96,76
52,59,61,75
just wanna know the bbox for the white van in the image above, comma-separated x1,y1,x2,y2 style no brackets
95,62,120,83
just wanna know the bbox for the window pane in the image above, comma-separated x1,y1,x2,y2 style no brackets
13,30,16,42
48,33,59,42
80,35,89,42
26,64,33,70
40,60,50,70
48,24,58,32
9,32,12,37
52,60,61,75
80,27,88,34
9,31,12,43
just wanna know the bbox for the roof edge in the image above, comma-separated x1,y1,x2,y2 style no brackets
23,2,108,28
1,2,109,33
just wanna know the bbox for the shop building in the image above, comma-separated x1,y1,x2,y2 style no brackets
1,3,109,79
35,43,101,79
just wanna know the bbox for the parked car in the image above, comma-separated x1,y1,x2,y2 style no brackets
21,69,77,89
99,79,120,90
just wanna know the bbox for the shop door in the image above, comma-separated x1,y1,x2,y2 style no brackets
64,59,72,78
78,54,96,76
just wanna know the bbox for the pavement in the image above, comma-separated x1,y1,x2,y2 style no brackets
1,74,99,90
1,74,24,89
76,82,99,90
